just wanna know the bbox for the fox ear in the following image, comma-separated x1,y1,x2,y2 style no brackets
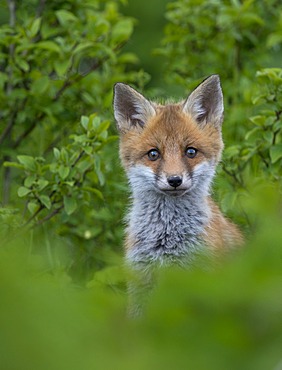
182,75,224,127
113,83,156,132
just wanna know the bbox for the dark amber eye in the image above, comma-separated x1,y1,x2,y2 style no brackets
185,147,197,158
147,149,160,161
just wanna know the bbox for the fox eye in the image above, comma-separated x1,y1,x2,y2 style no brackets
185,147,197,158
147,149,160,161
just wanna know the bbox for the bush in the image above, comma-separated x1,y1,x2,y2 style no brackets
0,0,149,279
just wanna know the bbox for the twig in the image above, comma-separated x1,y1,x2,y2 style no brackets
12,113,43,149
34,205,64,227
258,151,269,168
0,109,17,145
221,163,244,188
52,40,125,101
23,204,45,227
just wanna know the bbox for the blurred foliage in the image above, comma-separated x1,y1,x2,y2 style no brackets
0,0,282,367
1,202,282,370
121,0,170,89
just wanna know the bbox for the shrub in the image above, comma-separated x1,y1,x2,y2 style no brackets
0,0,148,279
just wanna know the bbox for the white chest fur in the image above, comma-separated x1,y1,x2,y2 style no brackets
126,190,210,266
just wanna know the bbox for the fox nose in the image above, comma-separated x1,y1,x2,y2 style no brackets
167,175,182,188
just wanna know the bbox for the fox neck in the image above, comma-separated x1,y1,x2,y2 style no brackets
126,183,212,267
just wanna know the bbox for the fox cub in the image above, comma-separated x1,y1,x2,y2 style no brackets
114,75,243,268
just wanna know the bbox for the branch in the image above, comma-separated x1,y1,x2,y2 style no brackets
7,0,16,27
52,40,125,101
258,151,269,168
0,109,17,145
6,0,16,94
52,59,101,101
12,121,37,149
23,204,44,227
43,129,69,156
12,112,44,149
34,205,64,227
221,162,244,188
0,98,28,146
36,0,46,18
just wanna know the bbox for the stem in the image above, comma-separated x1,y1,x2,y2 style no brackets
36,0,46,18
0,109,17,146
272,129,280,146
2,0,16,205
2,159,11,206
272,110,282,145
12,119,40,149
221,163,244,188
23,204,44,227
34,205,64,227
7,0,16,28
52,40,125,101
258,151,269,168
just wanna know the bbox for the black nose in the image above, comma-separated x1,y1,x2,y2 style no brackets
167,175,182,188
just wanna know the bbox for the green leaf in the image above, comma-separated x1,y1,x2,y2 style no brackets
111,19,134,43
249,115,266,126
60,148,69,163
24,175,36,188
89,115,101,131
55,10,78,26
37,179,49,191
27,201,40,214
36,41,61,54
81,116,89,130
53,148,60,160
59,165,70,180
83,146,93,155
245,127,260,140
17,155,36,171
96,120,110,135
18,186,31,197
54,60,70,76
30,17,42,38
73,42,94,55
63,196,77,215
31,76,50,95
39,195,51,209
96,168,105,186
82,187,104,200
270,144,282,164
98,130,108,141
263,131,273,144
15,58,29,72
3,162,25,170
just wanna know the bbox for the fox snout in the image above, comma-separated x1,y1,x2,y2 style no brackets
155,171,192,197
167,175,182,188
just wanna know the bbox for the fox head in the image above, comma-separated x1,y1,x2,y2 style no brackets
113,75,224,198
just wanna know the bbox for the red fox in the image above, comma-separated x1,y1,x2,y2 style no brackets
113,75,243,268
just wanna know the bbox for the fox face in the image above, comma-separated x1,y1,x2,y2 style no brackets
114,75,224,198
